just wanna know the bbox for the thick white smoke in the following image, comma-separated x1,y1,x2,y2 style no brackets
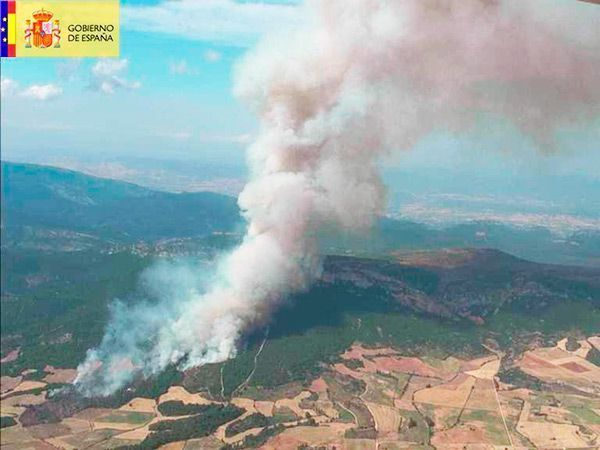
76,0,600,395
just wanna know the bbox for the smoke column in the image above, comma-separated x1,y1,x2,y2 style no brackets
76,0,600,395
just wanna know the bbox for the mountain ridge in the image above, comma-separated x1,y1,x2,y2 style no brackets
3,160,599,267
1,161,242,242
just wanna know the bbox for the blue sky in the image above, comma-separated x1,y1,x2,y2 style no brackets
1,0,305,162
1,0,599,229
1,0,598,171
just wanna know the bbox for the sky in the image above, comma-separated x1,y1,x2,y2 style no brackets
1,0,599,229
1,0,306,162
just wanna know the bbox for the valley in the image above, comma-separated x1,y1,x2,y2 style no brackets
1,162,599,449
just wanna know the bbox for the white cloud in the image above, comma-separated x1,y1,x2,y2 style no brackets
2,77,63,101
169,59,196,75
20,84,63,101
90,58,141,94
199,133,254,144
121,0,302,46
1,77,19,96
156,131,193,141
203,49,221,62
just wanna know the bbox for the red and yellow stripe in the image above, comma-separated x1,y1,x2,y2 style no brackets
1,0,16,57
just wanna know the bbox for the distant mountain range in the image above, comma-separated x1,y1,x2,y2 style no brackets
337,217,600,267
2,161,599,267
1,162,241,243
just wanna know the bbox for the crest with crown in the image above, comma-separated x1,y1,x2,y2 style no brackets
32,8,53,22
25,7,60,49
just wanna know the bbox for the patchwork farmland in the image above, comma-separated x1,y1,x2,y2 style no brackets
1,335,599,449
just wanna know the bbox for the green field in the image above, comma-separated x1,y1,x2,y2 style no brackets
97,411,154,425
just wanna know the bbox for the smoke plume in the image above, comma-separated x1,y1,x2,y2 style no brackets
76,0,600,395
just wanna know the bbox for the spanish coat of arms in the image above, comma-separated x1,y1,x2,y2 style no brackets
24,8,60,48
